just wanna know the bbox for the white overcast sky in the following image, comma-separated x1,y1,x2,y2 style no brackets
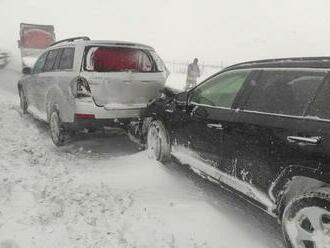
1,0,330,65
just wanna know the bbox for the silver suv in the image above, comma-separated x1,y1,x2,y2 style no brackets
17,37,169,145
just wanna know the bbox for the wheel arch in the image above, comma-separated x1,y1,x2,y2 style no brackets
270,165,330,219
45,86,75,123
46,89,61,122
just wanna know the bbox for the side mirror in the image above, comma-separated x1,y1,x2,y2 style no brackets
174,91,189,106
22,67,32,75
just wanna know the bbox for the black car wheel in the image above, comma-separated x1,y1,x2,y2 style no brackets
146,120,171,162
18,87,28,114
282,191,330,248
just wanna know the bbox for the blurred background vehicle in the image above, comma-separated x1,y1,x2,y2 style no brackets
18,23,55,73
0,49,10,69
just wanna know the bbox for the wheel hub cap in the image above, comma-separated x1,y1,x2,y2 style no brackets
287,206,330,248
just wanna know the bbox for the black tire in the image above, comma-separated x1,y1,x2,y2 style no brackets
282,190,330,248
49,107,69,146
146,120,171,162
18,87,28,114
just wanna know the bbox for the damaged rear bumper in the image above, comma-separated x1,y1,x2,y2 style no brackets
66,98,145,130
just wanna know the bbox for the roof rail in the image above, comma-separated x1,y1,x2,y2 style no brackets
223,56,330,72
49,36,90,47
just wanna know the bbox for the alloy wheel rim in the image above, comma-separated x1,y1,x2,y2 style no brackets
286,206,330,248
50,112,60,143
147,125,161,159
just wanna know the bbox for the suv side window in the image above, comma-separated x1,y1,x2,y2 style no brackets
244,70,326,116
43,49,60,72
33,52,48,74
308,77,330,119
58,47,75,70
190,70,250,108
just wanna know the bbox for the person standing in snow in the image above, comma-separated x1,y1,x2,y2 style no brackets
185,58,200,90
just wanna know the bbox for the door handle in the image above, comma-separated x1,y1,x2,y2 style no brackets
207,123,224,130
287,136,321,145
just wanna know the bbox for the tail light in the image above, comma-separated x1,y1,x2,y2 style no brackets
74,113,95,119
71,77,91,98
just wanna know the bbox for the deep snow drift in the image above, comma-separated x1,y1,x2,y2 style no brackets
0,67,284,248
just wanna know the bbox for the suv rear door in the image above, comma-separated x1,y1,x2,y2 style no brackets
80,46,167,109
231,69,328,211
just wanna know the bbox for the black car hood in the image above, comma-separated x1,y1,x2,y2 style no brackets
161,87,183,98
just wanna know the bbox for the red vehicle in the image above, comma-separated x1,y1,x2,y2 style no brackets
18,23,55,73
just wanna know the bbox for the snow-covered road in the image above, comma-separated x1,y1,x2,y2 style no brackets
0,65,284,248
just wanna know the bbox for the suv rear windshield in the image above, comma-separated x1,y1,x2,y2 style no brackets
244,70,327,116
84,46,162,72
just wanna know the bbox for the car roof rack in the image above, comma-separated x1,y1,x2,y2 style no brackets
49,36,90,47
223,56,330,71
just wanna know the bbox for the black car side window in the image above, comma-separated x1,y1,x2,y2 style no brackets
58,47,75,70
190,70,250,108
244,70,326,116
308,78,330,119
32,52,48,74
43,49,60,72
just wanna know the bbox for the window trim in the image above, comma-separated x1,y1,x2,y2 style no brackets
189,102,231,110
237,108,330,123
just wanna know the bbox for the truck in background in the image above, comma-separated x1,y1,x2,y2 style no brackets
18,23,55,73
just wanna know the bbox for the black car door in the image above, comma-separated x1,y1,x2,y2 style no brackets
303,76,330,174
230,69,328,211
171,69,252,182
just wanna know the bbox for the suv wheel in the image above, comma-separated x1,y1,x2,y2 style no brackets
146,120,171,162
18,87,28,114
49,108,67,146
282,191,330,248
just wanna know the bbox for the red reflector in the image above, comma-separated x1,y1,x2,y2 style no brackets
75,113,95,119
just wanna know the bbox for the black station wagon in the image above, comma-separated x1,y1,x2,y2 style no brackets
144,57,330,248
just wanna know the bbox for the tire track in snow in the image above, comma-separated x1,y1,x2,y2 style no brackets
0,91,207,248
